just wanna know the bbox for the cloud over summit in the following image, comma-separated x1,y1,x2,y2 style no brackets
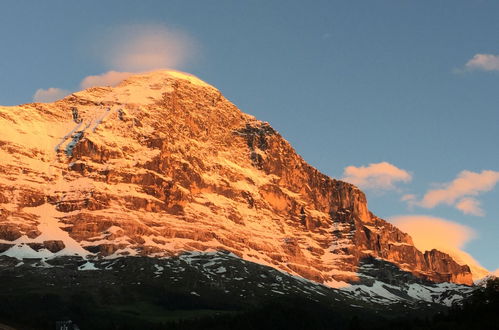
33,23,197,101
97,24,196,72
79,71,134,89
33,88,71,103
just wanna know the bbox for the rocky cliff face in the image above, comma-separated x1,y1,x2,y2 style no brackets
0,71,472,286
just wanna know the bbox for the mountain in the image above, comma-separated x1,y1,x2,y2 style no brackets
0,70,474,306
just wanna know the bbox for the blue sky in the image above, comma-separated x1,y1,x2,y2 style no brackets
1,1,498,272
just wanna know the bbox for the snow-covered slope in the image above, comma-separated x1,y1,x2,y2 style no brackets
0,71,474,298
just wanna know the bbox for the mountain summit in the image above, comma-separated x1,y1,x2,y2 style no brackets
0,70,472,289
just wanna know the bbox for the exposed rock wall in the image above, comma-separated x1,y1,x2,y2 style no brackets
0,70,472,285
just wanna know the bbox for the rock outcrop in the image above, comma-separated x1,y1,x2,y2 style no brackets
0,70,473,285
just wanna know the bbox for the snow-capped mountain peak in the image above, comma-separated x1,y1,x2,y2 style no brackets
0,71,474,303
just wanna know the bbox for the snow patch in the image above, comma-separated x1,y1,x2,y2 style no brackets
0,204,91,260
79,261,98,271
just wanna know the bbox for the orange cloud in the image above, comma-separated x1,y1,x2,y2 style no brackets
465,54,499,71
80,71,134,89
419,170,499,216
342,162,412,190
97,24,195,72
33,87,70,102
390,215,489,280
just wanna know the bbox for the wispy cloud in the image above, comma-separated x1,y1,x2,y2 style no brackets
32,24,197,102
97,23,196,72
418,170,499,216
342,162,412,191
79,71,134,89
33,87,71,103
464,54,499,72
390,215,489,280
400,194,418,210
401,194,416,202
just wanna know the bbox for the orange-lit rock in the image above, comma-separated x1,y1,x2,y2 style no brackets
0,70,472,286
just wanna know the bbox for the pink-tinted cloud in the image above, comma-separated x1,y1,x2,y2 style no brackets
342,162,412,190
80,71,134,89
401,194,416,202
97,24,195,72
32,87,71,103
419,170,499,216
465,54,499,71
400,194,418,210
390,215,489,280
455,197,484,217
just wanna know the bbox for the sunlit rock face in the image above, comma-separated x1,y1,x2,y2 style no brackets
0,71,472,285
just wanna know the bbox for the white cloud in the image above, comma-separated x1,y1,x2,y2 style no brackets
419,170,499,216
342,162,412,191
80,71,134,89
390,215,489,280
465,54,499,72
32,87,71,103
96,24,195,72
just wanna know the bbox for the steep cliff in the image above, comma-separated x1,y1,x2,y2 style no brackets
0,70,472,286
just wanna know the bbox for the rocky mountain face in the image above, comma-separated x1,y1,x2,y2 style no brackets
0,70,472,289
